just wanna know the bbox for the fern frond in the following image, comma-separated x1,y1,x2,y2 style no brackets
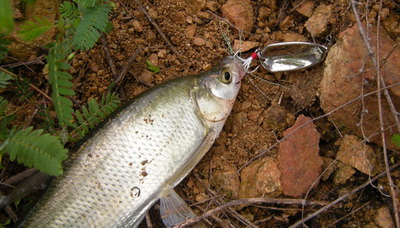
17,17,52,41
0,96,8,116
0,72,14,88
0,34,11,60
72,92,120,138
73,0,97,8
60,2,80,20
0,0,14,34
73,5,110,51
47,46,75,127
2,127,68,176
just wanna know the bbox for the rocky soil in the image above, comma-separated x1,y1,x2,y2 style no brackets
2,0,400,227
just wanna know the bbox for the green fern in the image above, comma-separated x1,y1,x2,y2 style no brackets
60,2,80,21
1,127,68,176
0,34,10,60
17,17,52,41
0,97,8,117
0,72,13,88
0,0,14,34
47,45,75,127
73,5,110,51
72,93,120,139
74,0,97,8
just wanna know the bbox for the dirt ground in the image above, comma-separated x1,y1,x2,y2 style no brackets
2,0,400,227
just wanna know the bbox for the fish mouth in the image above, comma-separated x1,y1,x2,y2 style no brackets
234,60,246,80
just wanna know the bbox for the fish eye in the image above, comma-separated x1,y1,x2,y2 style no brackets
220,69,232,84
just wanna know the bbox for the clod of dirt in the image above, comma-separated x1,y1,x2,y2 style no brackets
277,115,323,198
304,4,333,37
320,24,400,150
333,162,355,185
375,206,395,228
233,40,259,52
336,135,377,175
239,157,281,198
221,0,254,37
210,166,240,198
294,1,315,18
261,103,295,132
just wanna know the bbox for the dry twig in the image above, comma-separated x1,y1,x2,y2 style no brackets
350,1,400,227
115,47,141,88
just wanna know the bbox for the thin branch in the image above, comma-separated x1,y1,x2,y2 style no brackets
115,47,141,88
350,1,400,227
0,56,46,68
101,35,118,79
290,162,400,227
175,198,328,227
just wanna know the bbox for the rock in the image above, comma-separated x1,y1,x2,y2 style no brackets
211,167,240,198
262,103,295,132
232,40,259,52
239,157,281,198
304,4,332,37
186,25,197,39
193,37,206,46
336,135,377,175
294,1,315,18
222,0,254,37
281,33,307,42
321,157,337,181
132,20,143,33
148,53,158,67
320,24,400,150
277,115,323,198
206,1,218,12
172,11,186,24
333,162,355,185
186,0,206,12
375,206,395,228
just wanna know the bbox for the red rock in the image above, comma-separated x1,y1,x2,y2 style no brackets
295,1,315,18
375,206,395,228
222,0,254,37
193,37,206,46
304,4,332,37
232,40,259,53
320,24,400,150
239,157,281,198
277,115,323,198
336,135,377,175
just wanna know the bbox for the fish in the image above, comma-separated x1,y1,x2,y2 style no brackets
16,56,245,227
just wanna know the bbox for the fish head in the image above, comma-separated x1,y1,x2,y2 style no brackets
202,56,245,102
194,56,245,124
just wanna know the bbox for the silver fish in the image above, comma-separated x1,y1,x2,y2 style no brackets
19,56,245,227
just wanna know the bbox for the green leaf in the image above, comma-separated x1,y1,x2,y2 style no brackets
47,45,75,127
0,72,14,88
71,93,120,139
0,0,14,34
60,1,79,20
0,96,8,116
73,0,97,8
146,60,160,73
73,5,110,51
5,127,68,176
17,17,52,41
392,134,400,148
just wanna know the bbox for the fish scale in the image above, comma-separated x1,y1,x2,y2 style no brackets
19,56,245,227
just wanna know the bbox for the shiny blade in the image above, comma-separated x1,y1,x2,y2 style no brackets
259,42,328,72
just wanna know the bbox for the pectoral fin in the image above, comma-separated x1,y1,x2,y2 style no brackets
160,188,196,227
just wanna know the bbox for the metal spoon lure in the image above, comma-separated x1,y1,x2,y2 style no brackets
237,42,328,73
